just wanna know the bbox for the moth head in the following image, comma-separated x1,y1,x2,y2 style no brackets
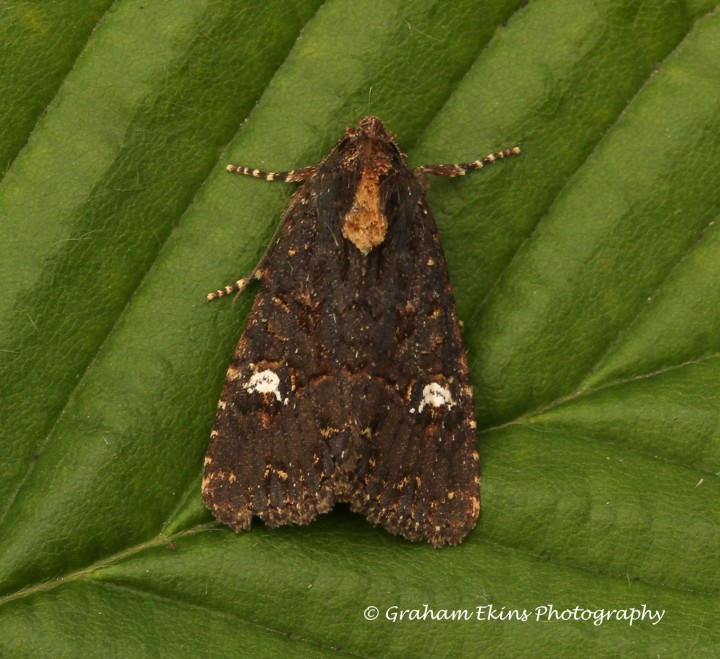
351,116,390,140
336,116,405,169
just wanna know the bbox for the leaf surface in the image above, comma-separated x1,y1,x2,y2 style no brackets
1,0,718,655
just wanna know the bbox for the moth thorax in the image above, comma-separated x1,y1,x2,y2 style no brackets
341,169,388,255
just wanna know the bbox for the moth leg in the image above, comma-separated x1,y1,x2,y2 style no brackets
415,146,520,178
207,163,321,301
225,163,319,183
207,269,264,301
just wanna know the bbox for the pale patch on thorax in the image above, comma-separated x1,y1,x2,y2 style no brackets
341,167,388,255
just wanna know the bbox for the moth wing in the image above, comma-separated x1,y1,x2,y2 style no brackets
202,188,362,531
346,181,479,547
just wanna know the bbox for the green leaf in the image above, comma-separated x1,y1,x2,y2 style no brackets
1,0,719,655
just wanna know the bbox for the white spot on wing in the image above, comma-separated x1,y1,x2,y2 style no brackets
417,383,454,413
245,369,283,403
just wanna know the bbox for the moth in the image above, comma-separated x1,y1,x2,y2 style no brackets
203,117,519,547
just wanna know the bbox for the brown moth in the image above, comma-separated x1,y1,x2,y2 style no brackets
203,117,519,546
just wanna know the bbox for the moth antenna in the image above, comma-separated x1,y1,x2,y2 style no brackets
415,145,521,178
226,163,318,183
